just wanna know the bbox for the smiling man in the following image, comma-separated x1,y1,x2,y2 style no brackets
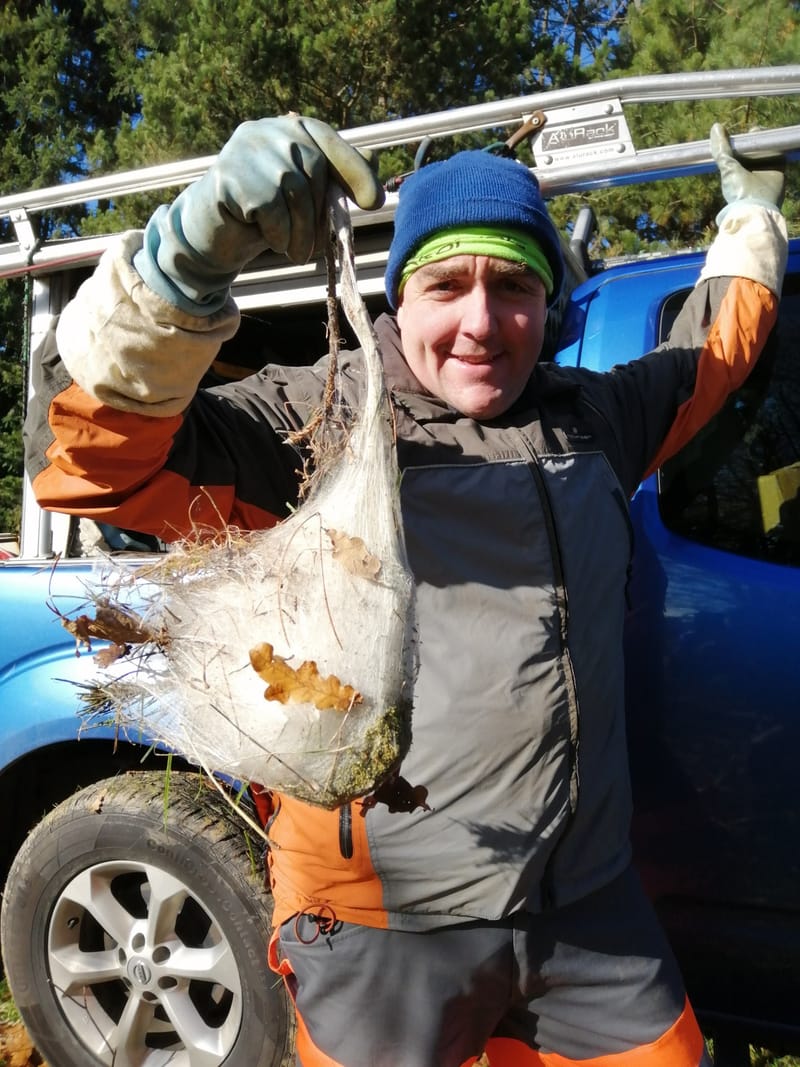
397,252,548,417
27,118,786,1067
389,152,560,421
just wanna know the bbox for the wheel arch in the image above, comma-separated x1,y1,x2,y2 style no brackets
0,738,194,909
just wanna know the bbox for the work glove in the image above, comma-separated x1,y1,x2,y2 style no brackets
700,123,787,297
134,115,385,316
711,122,785,218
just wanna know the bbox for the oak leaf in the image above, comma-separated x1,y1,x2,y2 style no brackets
61,599,162,655
326,529,382,580
361,775,431,814
249,642,362,712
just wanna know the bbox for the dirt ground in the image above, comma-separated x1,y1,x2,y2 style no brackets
0,1022,46,1067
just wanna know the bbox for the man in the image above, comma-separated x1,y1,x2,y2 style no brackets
27,115,786,1066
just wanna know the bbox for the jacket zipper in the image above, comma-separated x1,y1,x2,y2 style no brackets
610,484,636,609
510,428,581,817
577,396,637,606
518,438,583,910
338,804,354,859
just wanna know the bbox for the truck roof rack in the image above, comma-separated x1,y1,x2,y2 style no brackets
2,65,800,282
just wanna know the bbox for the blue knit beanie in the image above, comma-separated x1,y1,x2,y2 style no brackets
384,150,564,309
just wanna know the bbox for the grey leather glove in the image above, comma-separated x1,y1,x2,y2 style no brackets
711,122,785,218
134,115,385,315
699,123,788,296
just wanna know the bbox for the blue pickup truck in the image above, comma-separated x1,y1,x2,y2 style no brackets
1,70,799,1067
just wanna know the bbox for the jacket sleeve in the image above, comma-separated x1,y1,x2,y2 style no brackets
585,201,787,495
25,232,326,540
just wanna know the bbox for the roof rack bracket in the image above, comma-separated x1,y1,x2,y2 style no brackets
10,208,39,264
531,97,634,170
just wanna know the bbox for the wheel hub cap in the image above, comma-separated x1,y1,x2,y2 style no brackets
127,957,153,987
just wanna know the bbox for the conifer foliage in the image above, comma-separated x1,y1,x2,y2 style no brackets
1,0,799,533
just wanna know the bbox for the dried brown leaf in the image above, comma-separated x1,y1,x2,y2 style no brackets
361,775,431,814
61,598,164,655
326,528,382,580
249,642,362,712
93,643,131,668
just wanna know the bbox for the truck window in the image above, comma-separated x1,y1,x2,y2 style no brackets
658,276,800,565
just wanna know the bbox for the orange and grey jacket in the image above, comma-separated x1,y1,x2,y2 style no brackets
25,204,786,932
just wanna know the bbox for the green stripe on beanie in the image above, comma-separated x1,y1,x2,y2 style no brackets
385,149,564,309
399,227,555,297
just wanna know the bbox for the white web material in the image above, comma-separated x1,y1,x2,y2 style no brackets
92,192,417,808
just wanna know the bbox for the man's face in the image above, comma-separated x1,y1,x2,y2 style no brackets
396,255,548,420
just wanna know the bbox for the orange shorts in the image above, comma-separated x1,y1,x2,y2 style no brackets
270,867,710,1067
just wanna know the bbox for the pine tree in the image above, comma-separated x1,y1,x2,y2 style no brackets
1,0,799,534
553,0,800,255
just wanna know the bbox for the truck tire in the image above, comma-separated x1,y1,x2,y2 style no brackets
0,770,294,1067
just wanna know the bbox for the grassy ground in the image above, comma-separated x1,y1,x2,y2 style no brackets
0,978,42,1067
0,982,18,1026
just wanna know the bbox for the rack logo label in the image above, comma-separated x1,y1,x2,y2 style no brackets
541,120,620,151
